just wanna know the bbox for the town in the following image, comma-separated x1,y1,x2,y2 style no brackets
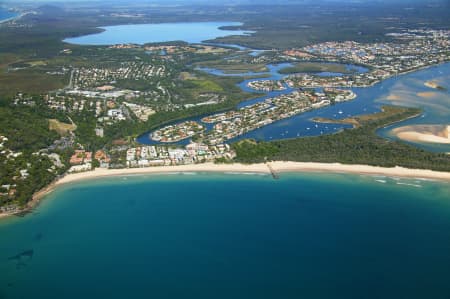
280,29,450,88
151,121,205,143
1,26,448,214
72,61,167,89
66,143,236,173
152,88,356,145
246,80,287,91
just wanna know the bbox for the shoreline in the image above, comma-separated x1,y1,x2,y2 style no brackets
1,161,449,220
0,12,27,25
0,50,449,220
395,131,450,144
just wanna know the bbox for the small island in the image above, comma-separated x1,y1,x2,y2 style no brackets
424,81,447,90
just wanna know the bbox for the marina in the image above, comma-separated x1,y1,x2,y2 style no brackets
139,60,450,152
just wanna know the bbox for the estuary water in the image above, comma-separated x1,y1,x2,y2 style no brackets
1,172,450,299
376,63,450,152
64,22,253,45
138,61,450,152
62,20,449,151
212,61,450,152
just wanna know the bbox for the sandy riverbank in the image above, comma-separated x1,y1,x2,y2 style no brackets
392,125,450,144
395,131,450,144
2,161,450,219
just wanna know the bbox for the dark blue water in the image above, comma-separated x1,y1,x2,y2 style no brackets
1,173,450,298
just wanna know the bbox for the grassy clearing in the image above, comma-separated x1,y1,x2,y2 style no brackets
278,62,353,74
190,79,223,92
313,106,405,128
0,70,67,97
49,119,77,136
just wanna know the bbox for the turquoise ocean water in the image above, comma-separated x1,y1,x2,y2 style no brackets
0,8,17,22
1,172,450,298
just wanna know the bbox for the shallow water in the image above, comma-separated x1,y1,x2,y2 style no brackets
376,64,450,152
0,8,17,21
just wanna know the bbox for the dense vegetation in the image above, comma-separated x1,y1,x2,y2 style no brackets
233,106,450,172
0,104,58,152
212,3,450,49
0,154,56,207
0,103,69,207
2,2,449,57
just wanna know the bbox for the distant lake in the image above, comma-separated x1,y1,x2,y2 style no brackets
0,8,17,22
64,22,253,45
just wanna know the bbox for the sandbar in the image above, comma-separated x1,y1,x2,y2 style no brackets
393,125,450,144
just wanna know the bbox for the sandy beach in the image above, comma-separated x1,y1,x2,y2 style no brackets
395,131,450,144
417,91,439,98
392,125,450,144
1,161,450,219
55,161,450,186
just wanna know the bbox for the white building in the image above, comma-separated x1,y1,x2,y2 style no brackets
68,163,92,173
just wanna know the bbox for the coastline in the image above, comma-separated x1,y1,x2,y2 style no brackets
0,12,26,25
54,162,450,186
2,161,449,220
0,47,448,220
